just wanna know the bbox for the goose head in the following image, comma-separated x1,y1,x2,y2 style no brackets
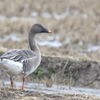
29,24,52,34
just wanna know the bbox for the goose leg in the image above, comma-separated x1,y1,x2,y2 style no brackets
19,75,26,90
10,76,14,88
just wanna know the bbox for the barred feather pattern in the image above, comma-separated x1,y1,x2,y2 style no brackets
0,49,41,76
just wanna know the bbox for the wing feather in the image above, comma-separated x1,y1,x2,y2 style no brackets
0,49,39,76
0,49,36,62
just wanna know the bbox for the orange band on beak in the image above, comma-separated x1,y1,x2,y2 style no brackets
48,30,52,33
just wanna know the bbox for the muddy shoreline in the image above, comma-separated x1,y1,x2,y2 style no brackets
1,51,100,99
1,51,100,89
0,87,100,100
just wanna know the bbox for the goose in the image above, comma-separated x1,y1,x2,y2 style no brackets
0,24,52,90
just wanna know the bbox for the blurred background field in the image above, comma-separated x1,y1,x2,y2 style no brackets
0,0,100,61
1,1,100,99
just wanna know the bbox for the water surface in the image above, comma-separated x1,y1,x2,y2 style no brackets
4,81,100,97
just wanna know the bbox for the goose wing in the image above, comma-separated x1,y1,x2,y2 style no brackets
0,49,36,63
0,49,38,75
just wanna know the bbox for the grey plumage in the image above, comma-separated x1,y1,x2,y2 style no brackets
0,23,51,90
1,49,36,62
0,49,38,76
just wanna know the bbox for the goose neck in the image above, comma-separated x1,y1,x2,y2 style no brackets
28,32,40,54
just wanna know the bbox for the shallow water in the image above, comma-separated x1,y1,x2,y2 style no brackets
31,10,88,20
38,41,62,47
4,81,100,96
37,35,62,47
0,33,62,47
0,13,98,52
0,8,88,21
0,15,35,21
1,32,100,51
0,33,21,42
87,45,100,52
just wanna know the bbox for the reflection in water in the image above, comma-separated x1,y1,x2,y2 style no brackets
4,81,100,96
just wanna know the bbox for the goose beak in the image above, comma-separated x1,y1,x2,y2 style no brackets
48,30,52,33
42,28,52,33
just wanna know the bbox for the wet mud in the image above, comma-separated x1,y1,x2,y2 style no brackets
0,87,100,100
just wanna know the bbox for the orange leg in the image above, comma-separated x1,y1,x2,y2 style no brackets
10,77,14,88
19,76,26,90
